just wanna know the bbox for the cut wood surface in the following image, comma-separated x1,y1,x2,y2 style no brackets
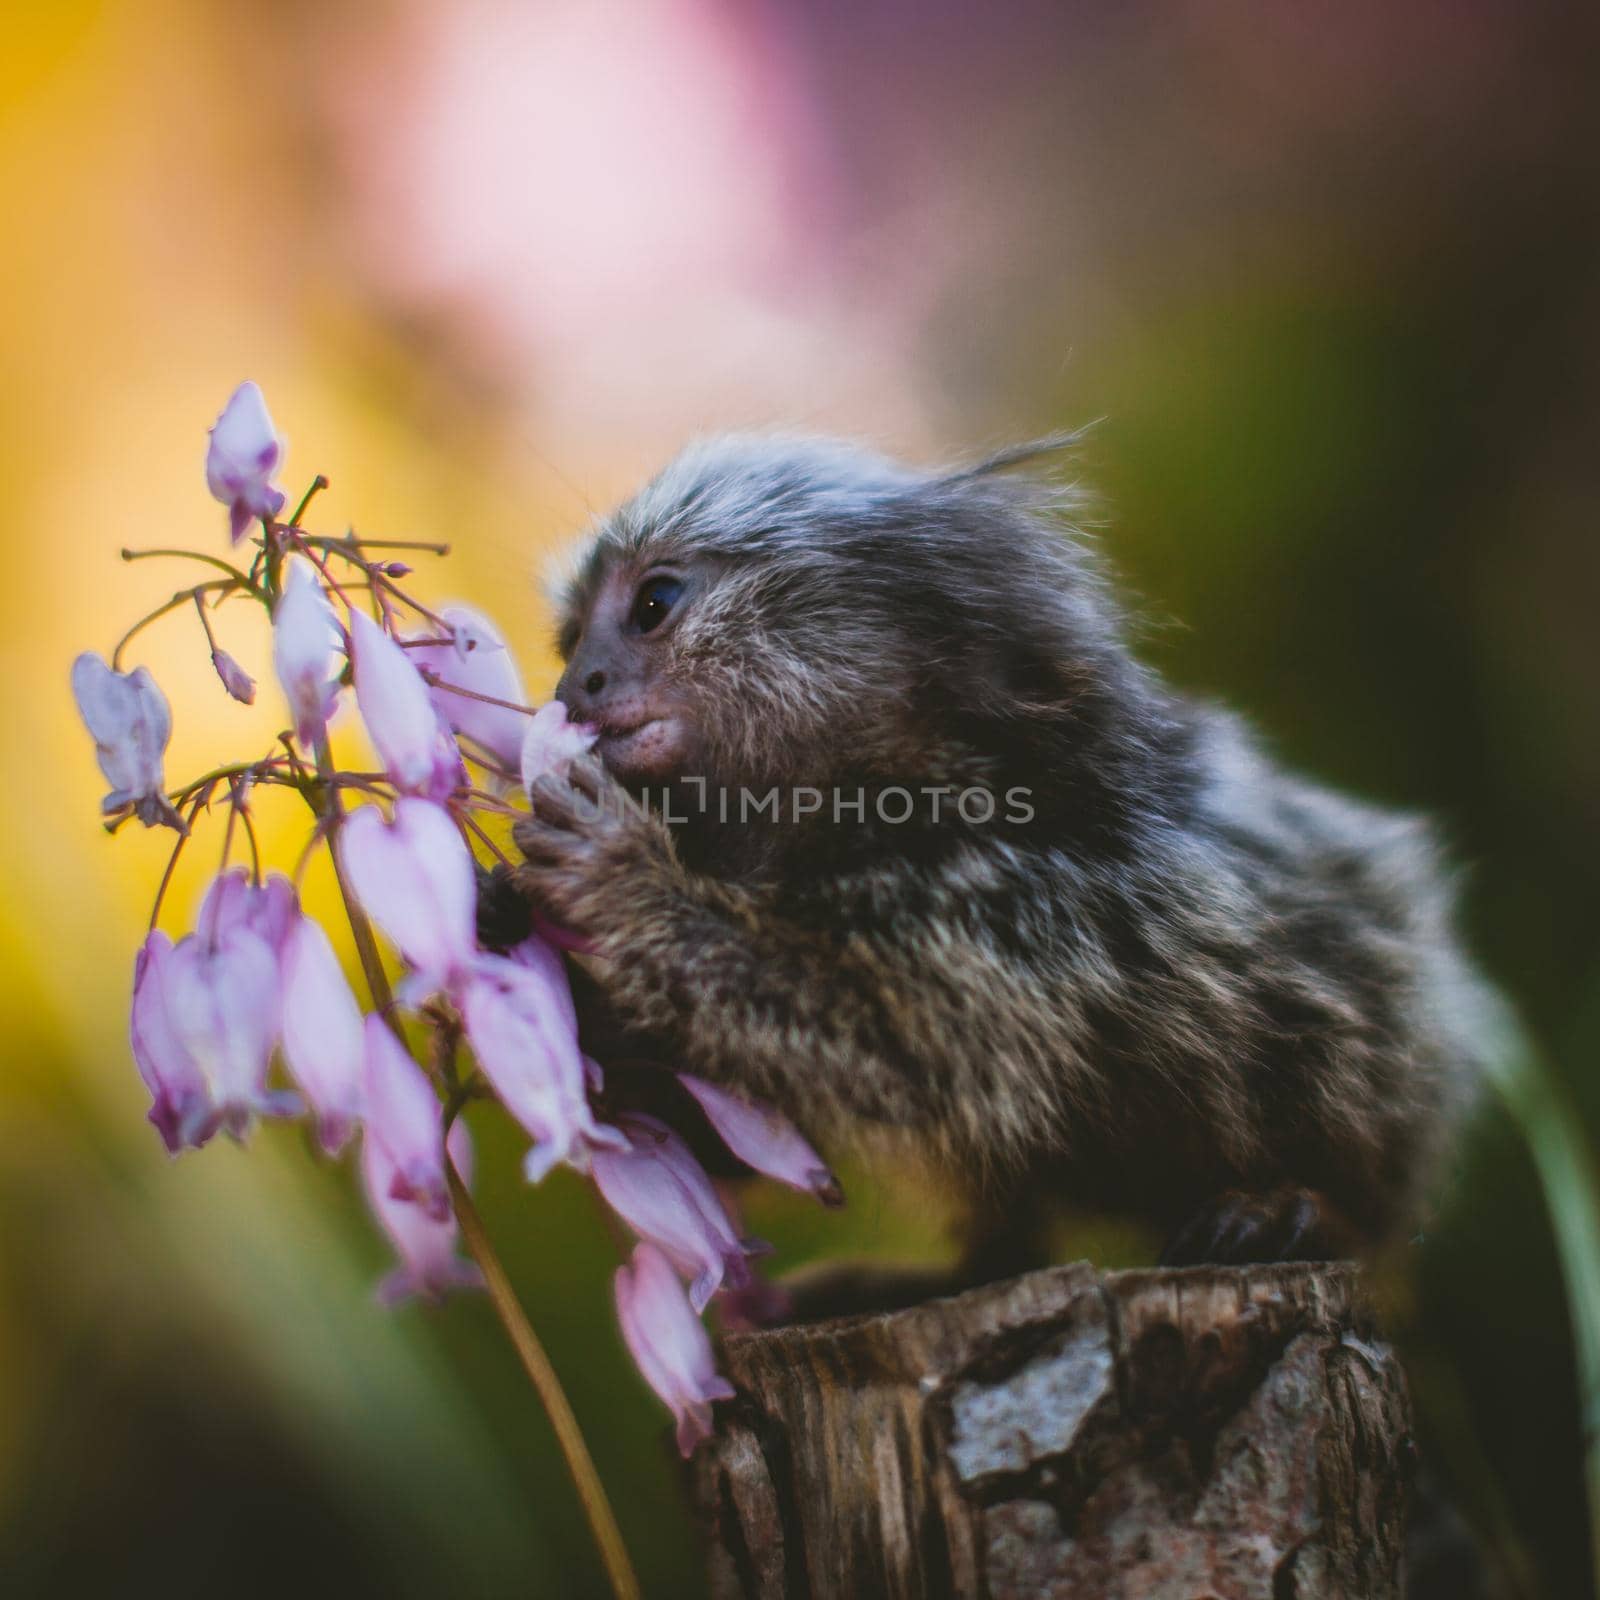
691,1261,1410,1599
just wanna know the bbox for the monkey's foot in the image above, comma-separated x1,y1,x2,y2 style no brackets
1159,1186,1345,1267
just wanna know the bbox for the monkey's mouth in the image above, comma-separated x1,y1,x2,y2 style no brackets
593,714,684,780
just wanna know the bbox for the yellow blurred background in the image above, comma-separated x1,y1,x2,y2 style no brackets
3,1,1600,1593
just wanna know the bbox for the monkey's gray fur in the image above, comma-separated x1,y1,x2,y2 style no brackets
515,433,1490,1265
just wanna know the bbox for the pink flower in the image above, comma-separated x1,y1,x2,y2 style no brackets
205,381,286,543
362,1013,448,1222
363,1117,483,1305
348,609,464,800
591,1114,763,1313
165,924,296,1139
280,916,366,1155
458,944,623,1183
339,799,478,992
130,931,219,1153
196,868,298,956
272,557,343,747
520,701,597,794
409,605,529,772
210,648,255,705
679,1075,843,1206
70,652,185,831
614,1243,734,1457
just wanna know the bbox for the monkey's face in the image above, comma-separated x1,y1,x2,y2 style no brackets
555,543,897,794
553,559,709,786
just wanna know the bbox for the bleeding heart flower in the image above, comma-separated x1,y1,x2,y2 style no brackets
130,931,219,1154
409,605,530,773
339,799,478,993
196,868,298,958
272,557,343,747
280,915,366,1155
591,1113,763,1313
678,1075,843,1206
205,381,286,543
614,1242,734,1457
362,1013,448,1222
458,944,624,1183
348,609,464,801
363,1117,483,1305
164,924,297,1139
70,653,185,832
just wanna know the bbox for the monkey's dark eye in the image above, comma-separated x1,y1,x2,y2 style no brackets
631,575,684,635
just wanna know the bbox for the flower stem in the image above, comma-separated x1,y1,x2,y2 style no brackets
121,547,259,588
306,741,637,1597
447,1161,641,1600
112,580,236,670
287,474,329,527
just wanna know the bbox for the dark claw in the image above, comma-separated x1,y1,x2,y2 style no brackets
1160,1187,1339,1267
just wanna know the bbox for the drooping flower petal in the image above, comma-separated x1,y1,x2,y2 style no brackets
458,948,623,1183
409,605,530,773
280,915,366,1154
591,1114,760,1313
272,557,343,746
130,931,218,1153
70,653,185,831
363,1118,483,1305
362,1014,448,1222
348,609,464,800
205,381,286,543
339,799,478,991
196,868,298,957
678,1075,843,1206
210,648,255,705
520,701,598,794
165,927,295,1139
614,1242,734,1456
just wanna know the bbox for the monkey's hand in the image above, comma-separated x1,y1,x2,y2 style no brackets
512,756,679,935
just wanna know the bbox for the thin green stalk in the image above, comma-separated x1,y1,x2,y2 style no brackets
1486,1017,1600,1588
122,547,259,587
448,1162,641,1600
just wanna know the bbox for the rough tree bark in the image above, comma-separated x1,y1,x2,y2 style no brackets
690,1261,1411,1599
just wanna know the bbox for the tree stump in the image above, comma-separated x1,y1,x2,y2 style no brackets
690,1261,1411,1599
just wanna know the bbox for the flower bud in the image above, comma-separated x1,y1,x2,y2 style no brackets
614,1242,734,1457
272,557,343,747
348,609,464,800
205,381,286,543
210,648,256,704
71,652,185,831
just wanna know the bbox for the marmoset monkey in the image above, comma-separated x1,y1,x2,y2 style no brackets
505,434,1487,1284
